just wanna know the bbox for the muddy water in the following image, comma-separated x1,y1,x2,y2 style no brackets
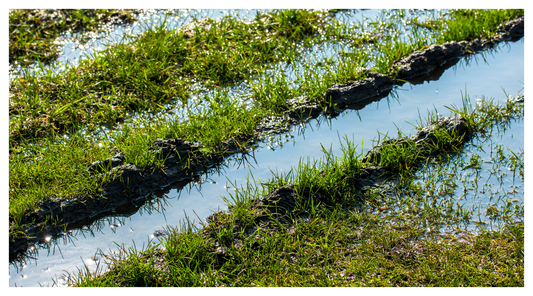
9,38,524,287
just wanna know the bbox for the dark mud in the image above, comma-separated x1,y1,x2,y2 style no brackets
9,15,524,262
362,116,469,164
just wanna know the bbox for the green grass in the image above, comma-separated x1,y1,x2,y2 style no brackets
435,9,525,42
9,9,524,246
69,93,524,287
71,216,524,287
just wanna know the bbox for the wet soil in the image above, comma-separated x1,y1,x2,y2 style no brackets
9,15,524,262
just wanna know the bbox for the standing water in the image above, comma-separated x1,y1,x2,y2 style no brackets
9,10,524,287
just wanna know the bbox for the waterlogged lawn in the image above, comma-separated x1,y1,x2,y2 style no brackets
9,9,523,228
71,95,524,287
8,9,524,286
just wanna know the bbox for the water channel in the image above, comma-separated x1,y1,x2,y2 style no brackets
8,10,524,287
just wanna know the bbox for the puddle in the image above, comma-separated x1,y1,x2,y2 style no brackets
419,105,524,230
9,35,524,286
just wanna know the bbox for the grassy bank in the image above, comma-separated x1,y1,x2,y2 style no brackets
70,94,524,286
9,9,523,244
72,219,523,286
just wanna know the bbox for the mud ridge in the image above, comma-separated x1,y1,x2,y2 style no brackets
9,16,524,261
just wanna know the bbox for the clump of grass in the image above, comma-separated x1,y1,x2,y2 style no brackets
436,9,524,42
71,203,523,286
443,90,524,134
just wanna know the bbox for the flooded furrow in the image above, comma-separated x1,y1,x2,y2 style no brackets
9,37,524,287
